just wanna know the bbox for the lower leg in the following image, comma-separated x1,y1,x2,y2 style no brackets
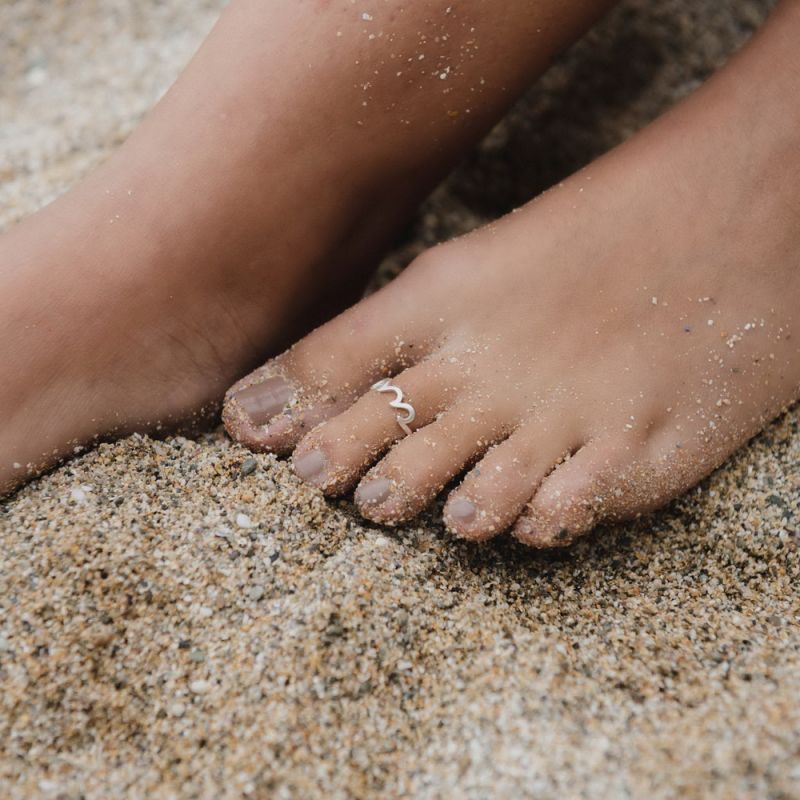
1,0,615,492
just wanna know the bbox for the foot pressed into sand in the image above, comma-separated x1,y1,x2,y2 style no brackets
225,3,800,546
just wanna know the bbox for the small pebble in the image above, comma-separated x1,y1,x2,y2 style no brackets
248,585,265,602
70,487,87,503
240,457,258,477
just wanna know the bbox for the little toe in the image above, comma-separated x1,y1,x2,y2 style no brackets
291,357,465,495
354,406,502,525
513,439,630,549
444,422,583,541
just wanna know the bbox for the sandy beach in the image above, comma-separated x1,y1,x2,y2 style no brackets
1,0,798,797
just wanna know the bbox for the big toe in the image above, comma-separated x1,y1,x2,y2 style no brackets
223,272,443,454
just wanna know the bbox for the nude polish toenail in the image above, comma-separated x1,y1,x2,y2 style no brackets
356,478,393,506
449,498,476,524
293,450,327,483
234,376,293,425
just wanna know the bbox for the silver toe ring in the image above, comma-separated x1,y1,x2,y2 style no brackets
371,379,416,436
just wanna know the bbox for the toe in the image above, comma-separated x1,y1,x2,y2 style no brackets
513,439,630,548
291,355,465,494
354,405,503,525
223,288,441,453
444,421,583,541
223,362,345,455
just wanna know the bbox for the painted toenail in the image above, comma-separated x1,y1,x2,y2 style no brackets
449,498,476,524
234,376,293,425
356,478,393,506
293,449,327,483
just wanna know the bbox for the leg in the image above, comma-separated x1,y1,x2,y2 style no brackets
0,0,616,493
225,0,800,545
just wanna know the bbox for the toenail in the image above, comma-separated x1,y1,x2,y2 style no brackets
233,376,293,425
448,498,476,524
293,449,327,483
356,478,393,506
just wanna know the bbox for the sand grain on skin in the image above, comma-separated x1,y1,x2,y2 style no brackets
2,0,798,797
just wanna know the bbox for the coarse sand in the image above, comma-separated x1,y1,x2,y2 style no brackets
1,1,798,797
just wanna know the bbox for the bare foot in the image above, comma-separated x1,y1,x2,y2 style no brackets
0,0,614,494
224,2,800,547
